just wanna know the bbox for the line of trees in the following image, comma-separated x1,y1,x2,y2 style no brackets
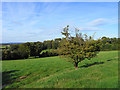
2,28,120,60
100,37,120,51
2,39,61,60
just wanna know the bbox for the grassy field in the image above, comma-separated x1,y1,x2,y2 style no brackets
2,51,118,88
0,45,9,49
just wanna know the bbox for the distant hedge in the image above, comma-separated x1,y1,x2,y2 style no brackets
2,37,120,60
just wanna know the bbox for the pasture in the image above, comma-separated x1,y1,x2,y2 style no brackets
2,51,118,88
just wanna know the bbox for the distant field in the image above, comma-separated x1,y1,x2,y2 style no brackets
0,46,5,49
40,49,53,54
2,51,118,88
0,45,9,49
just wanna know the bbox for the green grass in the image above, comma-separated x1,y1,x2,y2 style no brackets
40,49,55,54
0,46,5,49
40,49,50,53
0,45,10,49
2,51,118,88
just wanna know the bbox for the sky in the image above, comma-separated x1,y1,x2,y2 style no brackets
2,2,118,43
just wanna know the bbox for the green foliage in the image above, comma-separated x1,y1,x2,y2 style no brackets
43,38,61,50
100,37,119,51
2,49,11,60
17,44,30,59
2,44,30,60
59,25,100,69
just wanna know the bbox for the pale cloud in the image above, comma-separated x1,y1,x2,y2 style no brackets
87,18,107,26
77,27,103,31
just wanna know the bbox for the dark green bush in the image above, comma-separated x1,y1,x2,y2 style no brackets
2,44,30,60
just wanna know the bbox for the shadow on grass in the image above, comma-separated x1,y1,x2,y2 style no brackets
80,62,104,68
2,70,19,88
80,58,114,68
28,55,58,59
107,59,112,61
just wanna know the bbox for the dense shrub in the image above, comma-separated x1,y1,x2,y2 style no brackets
2,44,30,60
24,42,43,57
99,37,119,51
2,49,11,60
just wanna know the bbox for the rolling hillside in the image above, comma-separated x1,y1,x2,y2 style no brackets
2,51,118,88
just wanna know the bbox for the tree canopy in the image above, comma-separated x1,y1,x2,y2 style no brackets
58,25,101,69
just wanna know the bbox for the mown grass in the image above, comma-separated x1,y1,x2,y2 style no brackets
2,51,118,88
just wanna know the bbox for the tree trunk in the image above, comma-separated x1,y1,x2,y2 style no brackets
74,62,78,70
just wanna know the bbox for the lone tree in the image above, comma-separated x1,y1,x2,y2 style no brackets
59,25,101,70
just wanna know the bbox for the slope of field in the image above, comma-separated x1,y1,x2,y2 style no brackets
2,51,118,88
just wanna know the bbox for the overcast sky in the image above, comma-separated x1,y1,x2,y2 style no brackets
2,2,118,43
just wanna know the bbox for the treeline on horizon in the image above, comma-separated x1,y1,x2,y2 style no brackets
2,36,120,60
